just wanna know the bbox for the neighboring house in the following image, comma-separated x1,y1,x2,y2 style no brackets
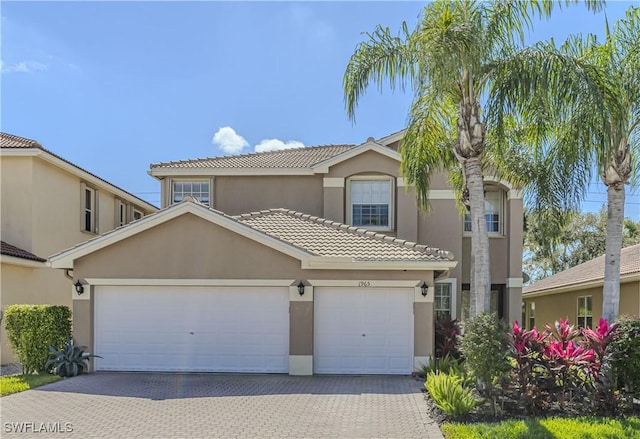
50,132,524,375
0,133,158,364
522,244,640,329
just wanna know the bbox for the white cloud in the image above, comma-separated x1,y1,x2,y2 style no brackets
212,127,249,154
0,60,47,73
255,139,305,153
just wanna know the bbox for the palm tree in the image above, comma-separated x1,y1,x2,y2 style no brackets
491,7,639,322
343,0,602,317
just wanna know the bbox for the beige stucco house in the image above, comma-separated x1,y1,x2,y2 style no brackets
50,132,524,375
0,133,158,364
523,244,640,329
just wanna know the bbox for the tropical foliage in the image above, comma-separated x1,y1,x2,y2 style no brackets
343,0,604,316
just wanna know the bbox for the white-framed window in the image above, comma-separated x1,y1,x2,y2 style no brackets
115,200,128,227
435,279,457,318
346,176,394,230
577,296,593,328
82,184,98,233
172,180,211,206
463,189,504,234
132,208,143,221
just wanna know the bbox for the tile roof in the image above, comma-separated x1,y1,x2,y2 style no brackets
149,144,355,170
1,132,157,211
234,208,453,262
1,241,46,262
524,243,640,294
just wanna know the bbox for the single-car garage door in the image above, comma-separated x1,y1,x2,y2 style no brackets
314,287,414,374
94,285,289,372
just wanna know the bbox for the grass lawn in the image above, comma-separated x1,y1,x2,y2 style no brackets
0,374,61,397
441,416,640,439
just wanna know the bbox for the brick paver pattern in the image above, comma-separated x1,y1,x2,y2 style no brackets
0,373,444,439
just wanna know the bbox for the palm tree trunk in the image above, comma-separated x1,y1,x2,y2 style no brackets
465,157,491,315
602,183,625,323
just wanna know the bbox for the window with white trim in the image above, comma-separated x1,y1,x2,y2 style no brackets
172,180,210,206
463,189,504,234
577,296,593,328
434,282,455,318
132,208,143,221
115,200,128,227
82,185,98,233
347,177,393,230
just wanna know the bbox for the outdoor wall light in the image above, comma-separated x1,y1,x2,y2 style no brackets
297,281,305,296
74,280,85,295
421,282,428,297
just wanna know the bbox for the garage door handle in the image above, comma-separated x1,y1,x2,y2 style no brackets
362,334,366,337
189,332,194,335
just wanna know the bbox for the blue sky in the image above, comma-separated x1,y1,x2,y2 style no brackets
1,1,638,219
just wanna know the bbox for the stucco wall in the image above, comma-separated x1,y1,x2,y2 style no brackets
0,263,73,363
523,281,640,328
1,157,34,252
214,175,324,216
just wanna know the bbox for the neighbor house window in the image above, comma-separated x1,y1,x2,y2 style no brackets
527,302,536,330
82,185,98,233
435,281,456,319
115,200,128,227
347,177,393,230
577,296,593,328
172,180,210,206
132,208,143,221
463,189,504,234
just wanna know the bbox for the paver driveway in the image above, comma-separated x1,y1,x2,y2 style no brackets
1,373,443,439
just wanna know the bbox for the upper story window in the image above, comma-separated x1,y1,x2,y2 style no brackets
577,296,593,328
347,176,394,231
82,185,98,234
463,189,504,234
172,180,210,206
115,200,128,227
132,208,143,221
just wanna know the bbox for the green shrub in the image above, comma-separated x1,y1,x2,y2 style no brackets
4,305,72,375
425,371,477,416
610,316,640,396
459,313,511,412
422,355,467,382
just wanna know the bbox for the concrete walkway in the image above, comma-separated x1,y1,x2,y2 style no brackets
0,373,443,438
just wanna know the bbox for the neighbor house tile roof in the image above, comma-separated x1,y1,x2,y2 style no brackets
234,208,453,262
1,241,46,262
523,244,640,295
150,144,355,170
1,132,157,211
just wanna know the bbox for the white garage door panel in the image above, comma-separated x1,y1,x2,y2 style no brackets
314,288,414,375
94,286,289,372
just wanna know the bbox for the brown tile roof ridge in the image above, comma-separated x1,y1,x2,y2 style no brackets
1,241,46,262
1,132,157,211
232,208,454,260
524,243,640,294
149,143,355,169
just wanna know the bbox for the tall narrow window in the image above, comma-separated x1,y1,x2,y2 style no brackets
463,189,504,234
115,200,128,227
348,177,393,230
172,180,210,206
434,283,452,318
577,296,593,328
527,302,536,330
83,186,97,233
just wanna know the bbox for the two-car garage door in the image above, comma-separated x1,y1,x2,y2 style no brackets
94,286,289,372
93,285,414,374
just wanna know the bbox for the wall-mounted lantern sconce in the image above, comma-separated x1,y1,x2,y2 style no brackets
74,280,85,295
297,281,305,296
421,281,428,297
